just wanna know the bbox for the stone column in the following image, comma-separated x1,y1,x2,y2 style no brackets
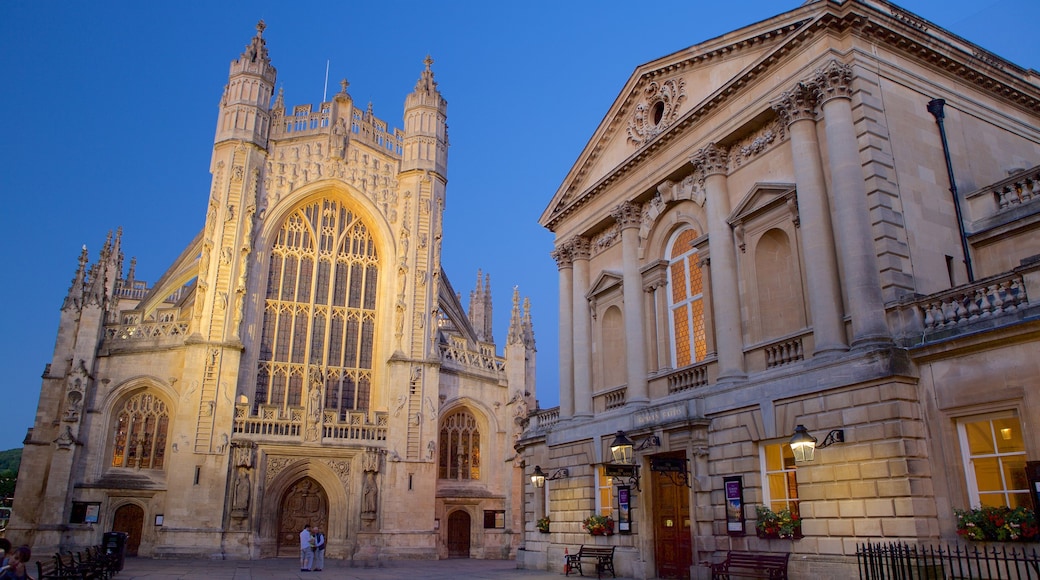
812,60,891,347
612,202,649,404
642,261,669,373
697,251,717,359
771,84,848,356
570,236,594,417
693,144,745,380
551,245,574,419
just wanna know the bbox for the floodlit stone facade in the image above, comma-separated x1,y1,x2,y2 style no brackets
518,1,1040,578
10,22,536,561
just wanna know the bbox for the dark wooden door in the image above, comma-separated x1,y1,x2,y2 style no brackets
112,504,144,557
653,454,692,579
446,510,471,558
277,477,328,557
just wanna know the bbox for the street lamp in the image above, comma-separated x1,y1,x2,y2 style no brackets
530,465,568,489
789,425,845,463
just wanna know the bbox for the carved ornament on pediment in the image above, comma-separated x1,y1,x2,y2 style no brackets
591,224,620,256
320,458,351,487
729,119,787,169
627,77,687,146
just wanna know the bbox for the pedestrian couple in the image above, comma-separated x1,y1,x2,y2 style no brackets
299,523,326,571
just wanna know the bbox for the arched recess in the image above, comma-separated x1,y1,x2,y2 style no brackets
600,306,625,389
642,200,708,263
110,500,147,557
436,399,498,483
446,508,472,558
666,226,708,367
240,182,397,417
753,228,805,339
259,458,352,557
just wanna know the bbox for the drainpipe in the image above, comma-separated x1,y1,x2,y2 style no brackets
927,98,975,283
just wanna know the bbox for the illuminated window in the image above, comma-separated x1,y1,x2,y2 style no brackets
254,198,378,418
595,466,615,519
111,392,169,469
957,413,1029,508
439,409,480,480
760,442,800,519
667,228,706,367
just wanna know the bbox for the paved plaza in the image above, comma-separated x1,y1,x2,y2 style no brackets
107,557,631,580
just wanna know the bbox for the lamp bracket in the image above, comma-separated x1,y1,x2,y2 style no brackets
817,429,845,449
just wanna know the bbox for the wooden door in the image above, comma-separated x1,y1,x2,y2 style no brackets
446,510,471,558
112,504,144,557
277,477,328,557
652,454,692,579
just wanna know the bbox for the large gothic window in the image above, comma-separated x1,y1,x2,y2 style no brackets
667,227,707,367
438,409,480,481
111,392,169,469
254,198,378,418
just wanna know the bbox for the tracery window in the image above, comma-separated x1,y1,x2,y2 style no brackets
111,392,169,469
667,228,707,367
438,409,480,480
254,198,378,419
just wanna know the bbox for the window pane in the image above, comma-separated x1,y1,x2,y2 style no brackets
993,418,1024,454
973,457,1002,492
965,420,995,455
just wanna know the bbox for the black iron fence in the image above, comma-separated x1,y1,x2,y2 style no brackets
857,542,1040,579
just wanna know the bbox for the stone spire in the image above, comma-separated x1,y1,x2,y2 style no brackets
523,296,536,349
62,245,89,312
402,55,448,175
215,20,276,147
508,287,523,345
468,270,494,343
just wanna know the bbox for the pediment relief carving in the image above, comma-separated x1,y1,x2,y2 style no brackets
627,77,687,147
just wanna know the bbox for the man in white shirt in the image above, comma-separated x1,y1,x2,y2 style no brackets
299,524,314,571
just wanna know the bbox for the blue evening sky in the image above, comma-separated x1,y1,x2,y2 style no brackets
1,1,1037,451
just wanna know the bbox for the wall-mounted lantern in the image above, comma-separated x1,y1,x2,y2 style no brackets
790,424,845,463
530,465,569,489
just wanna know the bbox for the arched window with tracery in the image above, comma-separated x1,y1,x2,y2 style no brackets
438,409,480,481
667,227,707,367
111,392,169,469
254,197,379,419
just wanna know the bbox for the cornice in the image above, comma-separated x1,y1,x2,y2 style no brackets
543,3,1040,232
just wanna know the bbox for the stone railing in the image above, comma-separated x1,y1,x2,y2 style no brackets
763,336,805,368
594,386,627,412
530,407,560,431
966,164,1040,219
233,404,387,442
271,104,331,139
664,361,711,394
919,274,1027,331
104,322,190,341
439,338,506,373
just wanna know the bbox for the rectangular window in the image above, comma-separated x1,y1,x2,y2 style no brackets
483,510,505,529
957,413,1029,508
595,465,614,518
760,442,800,518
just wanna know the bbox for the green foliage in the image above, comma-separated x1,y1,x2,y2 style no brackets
0,448,21,472
536,516,550,533
955,506,1039,542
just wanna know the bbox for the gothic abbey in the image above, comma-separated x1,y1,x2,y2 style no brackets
10,22,535,560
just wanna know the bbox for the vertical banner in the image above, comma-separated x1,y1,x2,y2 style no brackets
724,475,745,536
617,485,631,533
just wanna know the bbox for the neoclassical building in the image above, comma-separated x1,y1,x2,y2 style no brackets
518,0,1040,578
10,22,536,561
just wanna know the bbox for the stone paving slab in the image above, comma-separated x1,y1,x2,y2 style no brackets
108,557,630,580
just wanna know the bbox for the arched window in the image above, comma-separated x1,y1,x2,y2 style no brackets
111,392,169,469
438,409,480,481
254,197,378,419
667,227,707,367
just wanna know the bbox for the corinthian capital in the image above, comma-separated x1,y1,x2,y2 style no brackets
611,201,643,229
550,245,573,269
810,60,853,104
567,236,591,260
692,142,729,177
771,83,817,126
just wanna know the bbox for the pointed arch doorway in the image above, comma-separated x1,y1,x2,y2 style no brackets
446,510,471,558
277,477,329,557
112,504,144,557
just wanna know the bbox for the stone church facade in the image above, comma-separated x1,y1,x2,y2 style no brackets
11,22,535,561
518,1,1040,578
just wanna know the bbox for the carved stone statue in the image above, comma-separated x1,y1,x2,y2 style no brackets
233,469,251,510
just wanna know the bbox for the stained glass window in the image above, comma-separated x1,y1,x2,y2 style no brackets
438,409,481,480
111,392,169,470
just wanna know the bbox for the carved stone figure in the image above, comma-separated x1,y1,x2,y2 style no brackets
233,469,251,510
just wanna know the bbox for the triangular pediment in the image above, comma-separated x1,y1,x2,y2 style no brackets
587,270,622,300
540,4,819,230
729,182,797,226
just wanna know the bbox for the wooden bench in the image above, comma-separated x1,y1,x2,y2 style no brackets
36,547,119,580
565,545,616,578
709,551,790,580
